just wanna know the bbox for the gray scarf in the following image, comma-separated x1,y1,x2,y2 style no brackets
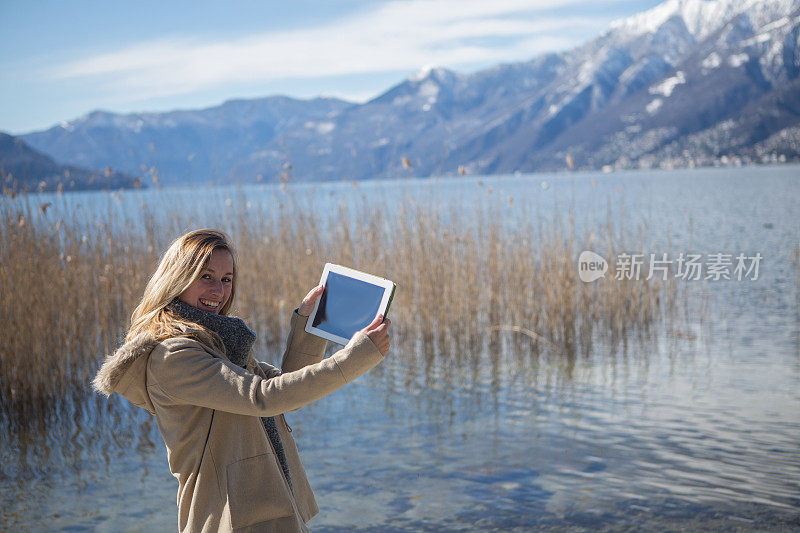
168,299,293,494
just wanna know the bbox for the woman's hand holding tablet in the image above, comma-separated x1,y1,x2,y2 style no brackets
298,283,325,317
363,314,391,355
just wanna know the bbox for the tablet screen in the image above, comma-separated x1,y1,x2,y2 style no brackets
312,271,383,340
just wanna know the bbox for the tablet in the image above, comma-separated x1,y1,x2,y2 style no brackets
304,263,396,345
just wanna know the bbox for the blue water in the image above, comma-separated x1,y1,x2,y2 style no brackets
1,165,799,531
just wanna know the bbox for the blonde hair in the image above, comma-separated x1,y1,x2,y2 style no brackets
126,229,238,348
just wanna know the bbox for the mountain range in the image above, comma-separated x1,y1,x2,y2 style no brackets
16,0,800,187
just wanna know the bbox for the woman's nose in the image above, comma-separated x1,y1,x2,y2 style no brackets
209,280,223,296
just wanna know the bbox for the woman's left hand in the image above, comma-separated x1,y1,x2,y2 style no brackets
298,283,324,317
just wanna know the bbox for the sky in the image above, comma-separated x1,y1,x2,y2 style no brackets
0,0,663,135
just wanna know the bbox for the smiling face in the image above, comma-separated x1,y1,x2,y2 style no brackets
178,247,234,314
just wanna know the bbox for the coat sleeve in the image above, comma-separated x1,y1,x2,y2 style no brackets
279,310,328,373
146,331,383,417
254,360,282,379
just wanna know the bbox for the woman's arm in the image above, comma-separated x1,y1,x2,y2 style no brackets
146,327,384,417
279,310,328,374
279,283,327,373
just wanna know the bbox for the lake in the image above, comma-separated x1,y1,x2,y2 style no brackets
1,164,799,531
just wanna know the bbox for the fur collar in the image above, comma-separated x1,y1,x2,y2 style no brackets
92,332,159,396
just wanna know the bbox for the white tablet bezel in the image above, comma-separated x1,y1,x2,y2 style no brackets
304,263,395,345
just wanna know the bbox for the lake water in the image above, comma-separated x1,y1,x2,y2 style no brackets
2,165,799,531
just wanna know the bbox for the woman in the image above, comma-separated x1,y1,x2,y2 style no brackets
92,229,390,532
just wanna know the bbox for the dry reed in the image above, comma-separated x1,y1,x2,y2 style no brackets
1,184,674,421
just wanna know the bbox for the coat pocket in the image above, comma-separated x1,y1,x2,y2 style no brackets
226,453,295,528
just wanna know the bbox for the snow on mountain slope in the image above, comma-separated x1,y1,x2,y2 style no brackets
19,0,800,182
610,0,796,40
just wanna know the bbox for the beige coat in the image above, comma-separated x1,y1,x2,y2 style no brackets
92,311,385,532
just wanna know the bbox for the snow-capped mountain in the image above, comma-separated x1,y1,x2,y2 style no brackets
19,0,800,185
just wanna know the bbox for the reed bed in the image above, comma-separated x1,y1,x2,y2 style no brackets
1,184,675,422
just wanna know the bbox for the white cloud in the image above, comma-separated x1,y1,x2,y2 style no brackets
49,0,617,102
